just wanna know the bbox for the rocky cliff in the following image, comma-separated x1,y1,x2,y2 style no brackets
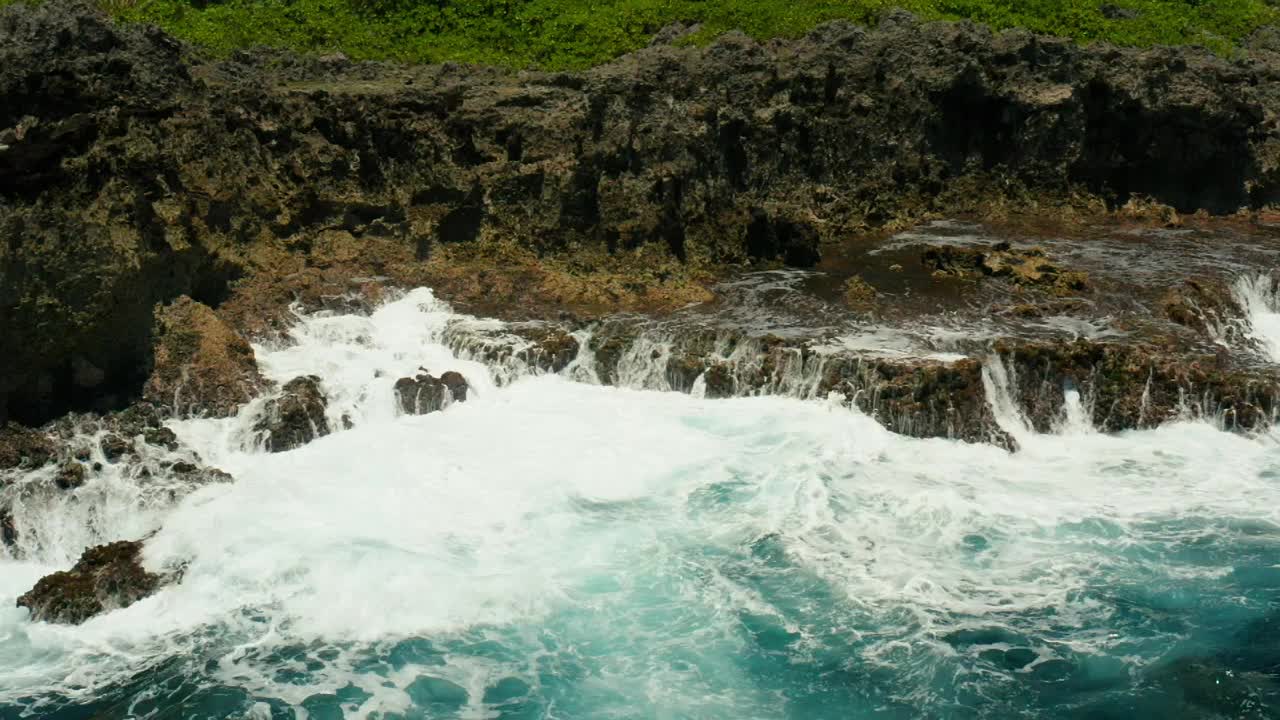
3,1,1280,423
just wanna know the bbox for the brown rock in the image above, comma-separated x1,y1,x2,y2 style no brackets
99,433,133,462
54,461,86,490
842,275,879,311
143,426,179,451
254,376,331,452
144,297,266,419
394,371,470,415
923,242,1087,293
0,423,54,470
16,540,162,624
1161,279,1243,339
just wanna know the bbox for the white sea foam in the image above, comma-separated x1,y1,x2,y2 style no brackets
0,286,1277,717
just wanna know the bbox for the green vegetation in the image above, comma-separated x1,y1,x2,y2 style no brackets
5,0,1278,68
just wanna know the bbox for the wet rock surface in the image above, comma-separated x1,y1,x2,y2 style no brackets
428,218,1280,445
255,376,331,452
4,2,1280,422
0,424,55,470
922,242,1088,294
394,371,470,416
0,401,235,556
16,540,161,624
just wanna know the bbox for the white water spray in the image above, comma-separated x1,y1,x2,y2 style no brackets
0,287,1278,718
1234,273,1280,362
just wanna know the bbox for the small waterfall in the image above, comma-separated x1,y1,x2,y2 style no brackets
0,422,222,564
980,355,1034,441
1233,273,1280,362
614,333,676,391
1054,383,1095,436
563,328,602,385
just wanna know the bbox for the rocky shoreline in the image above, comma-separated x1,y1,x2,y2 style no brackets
5,1,1280,425
3,1,1280,622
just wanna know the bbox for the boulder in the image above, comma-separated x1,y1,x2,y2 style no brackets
144,297,266,418
0,423,54,470
254,376,330,452
54,461,87,490
16,540,162,624
99,433,134,462
394,371,470,415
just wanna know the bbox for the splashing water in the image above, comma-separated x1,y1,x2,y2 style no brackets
1,288,1279,719
1235,273,1280,363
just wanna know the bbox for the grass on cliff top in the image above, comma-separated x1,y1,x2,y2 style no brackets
5,0,1278,68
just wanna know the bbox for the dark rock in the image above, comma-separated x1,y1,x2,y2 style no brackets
439,371,469,402
144,296,266,418
54,461,87,490
0,509,15,549
254,376,331,452
394,371,470,415
1100,4,1140,20
0,1,205,425
514,327,580,374
993,339,1280,433
1150,656,1272,719
588,333,636,385
443,323,580,377
650,21,700,47
16,540,162,624
703,362,736,399
143,426,179,451
0,423,54,470
99,433,133,462
1162,278,1243,339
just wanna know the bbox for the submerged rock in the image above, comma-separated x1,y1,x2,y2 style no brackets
394,371,469,416
144,296,266,418
16,540,162,624
923,242,1087,293
255,376,331,452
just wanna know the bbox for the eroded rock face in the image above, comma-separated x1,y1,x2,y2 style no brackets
255,376,331,452
0,2,227,425
394,371,469,416
993,339,1280,433
144,296,266,418
16,540,162,624
4,1,1280,423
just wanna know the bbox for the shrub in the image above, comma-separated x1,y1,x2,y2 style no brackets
3,0,1277,67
